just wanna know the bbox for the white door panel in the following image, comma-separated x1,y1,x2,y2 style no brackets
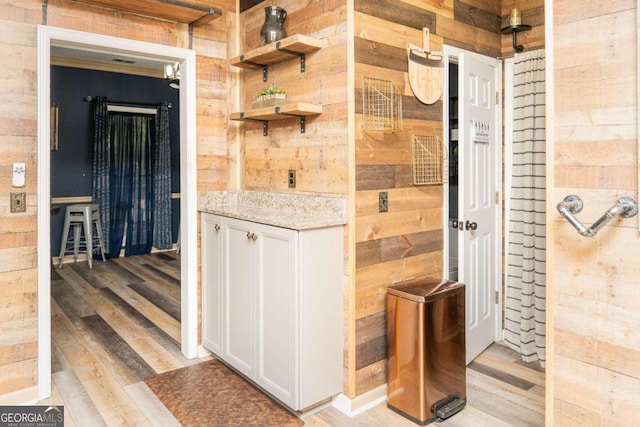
255,224,298,408
453,48,501,365
223,219,255,377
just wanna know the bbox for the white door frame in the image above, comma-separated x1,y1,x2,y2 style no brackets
37,25,199,400
442,45,503,345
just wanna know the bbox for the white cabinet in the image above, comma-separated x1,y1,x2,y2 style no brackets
201,213,223,357
223,218,257,379
200,213,343,411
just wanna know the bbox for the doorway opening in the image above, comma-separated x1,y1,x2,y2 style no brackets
447,62,459,282
37,25,199,400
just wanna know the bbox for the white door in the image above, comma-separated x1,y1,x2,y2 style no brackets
223,218,256,378
455,49,501,364
255,223,298,408
201,213,224,357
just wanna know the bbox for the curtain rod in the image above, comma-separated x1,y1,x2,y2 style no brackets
83,96,171,109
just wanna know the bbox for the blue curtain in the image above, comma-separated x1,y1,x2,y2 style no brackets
92,97,111,251
152,103,172,249
109,113,154,256
92,98,172,258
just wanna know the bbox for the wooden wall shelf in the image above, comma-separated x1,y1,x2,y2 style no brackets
231,103,322,135
73,0,222,25
231,34,322,81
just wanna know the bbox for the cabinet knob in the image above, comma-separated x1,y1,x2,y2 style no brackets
215,224,220,232
246,232,258,241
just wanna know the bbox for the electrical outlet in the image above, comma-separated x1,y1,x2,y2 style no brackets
10,192,26,213
288,169,296,188
379,191,388,213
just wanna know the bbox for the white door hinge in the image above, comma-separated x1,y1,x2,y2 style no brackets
495,91,499,105
495,291,499,304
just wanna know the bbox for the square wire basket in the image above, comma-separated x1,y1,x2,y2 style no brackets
362,77,402,131
412,135,447,185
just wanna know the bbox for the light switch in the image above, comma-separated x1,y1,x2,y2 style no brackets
12,163,25,187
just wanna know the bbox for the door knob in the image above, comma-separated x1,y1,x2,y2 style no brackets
465,220,477,231
451,219,458,229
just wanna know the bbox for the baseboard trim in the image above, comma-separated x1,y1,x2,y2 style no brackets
197,345,212,358
0,386,39,405
332,385,387,417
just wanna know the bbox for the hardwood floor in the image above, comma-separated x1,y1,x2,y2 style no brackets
40,253,544,426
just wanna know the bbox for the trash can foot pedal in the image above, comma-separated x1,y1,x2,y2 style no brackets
433,393,466,421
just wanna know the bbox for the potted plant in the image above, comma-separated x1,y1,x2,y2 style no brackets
252,83,287,109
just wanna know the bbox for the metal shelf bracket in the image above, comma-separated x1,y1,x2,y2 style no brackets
276,42,307,73
275,107,307,133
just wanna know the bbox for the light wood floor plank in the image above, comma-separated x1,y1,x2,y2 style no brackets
53,369,106,427
475,349,546,386
80,314,156,382
42,253,544,426
106,281,181,342
466,369,544,425
51,278,95,320
113,256,181,301
38,374,78,427
51,306,147,426
55,267,104,309
70,258,144,288
468,369,545,415
93,301,184,374
127,253,181,283
124,382,182,427
129,282,180,321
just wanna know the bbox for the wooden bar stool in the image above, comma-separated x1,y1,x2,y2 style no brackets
58,203,106,269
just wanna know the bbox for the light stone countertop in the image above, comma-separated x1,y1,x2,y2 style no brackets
198,190,347,230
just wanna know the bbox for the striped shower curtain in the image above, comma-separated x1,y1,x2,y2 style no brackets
504,48,546,367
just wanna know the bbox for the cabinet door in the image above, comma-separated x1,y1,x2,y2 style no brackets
254,223,298,408
223,218,256,378
201,213,223,357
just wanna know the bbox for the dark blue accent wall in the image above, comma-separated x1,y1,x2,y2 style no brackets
50,66,181,257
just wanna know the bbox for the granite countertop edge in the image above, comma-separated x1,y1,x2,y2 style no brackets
198,190,347,231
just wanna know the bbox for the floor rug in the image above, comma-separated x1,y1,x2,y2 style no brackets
144,359,304,427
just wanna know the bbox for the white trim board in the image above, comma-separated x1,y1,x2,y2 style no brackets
37,25,199,401
332,386,388,417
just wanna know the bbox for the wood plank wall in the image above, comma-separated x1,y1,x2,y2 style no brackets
237,1,349,195
0,0,233,398
352,0,503,397
551,0,640,423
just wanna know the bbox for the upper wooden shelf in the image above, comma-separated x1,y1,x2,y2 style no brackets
73,0,222,25
231,34,322,76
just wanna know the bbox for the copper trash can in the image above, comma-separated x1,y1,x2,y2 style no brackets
387,277,466,425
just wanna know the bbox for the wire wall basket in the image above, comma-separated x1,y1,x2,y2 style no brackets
362,77,402,131
412,135,447,185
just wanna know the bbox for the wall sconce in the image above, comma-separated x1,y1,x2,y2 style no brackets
164,63,180,89
501,8,531,53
